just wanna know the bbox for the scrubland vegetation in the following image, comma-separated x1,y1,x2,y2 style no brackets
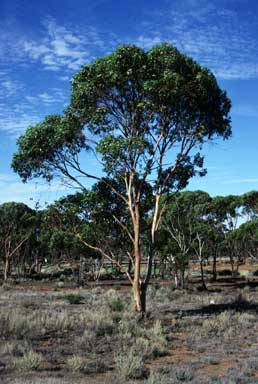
2,282,258,383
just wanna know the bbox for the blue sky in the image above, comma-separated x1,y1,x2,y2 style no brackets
0,0,258,208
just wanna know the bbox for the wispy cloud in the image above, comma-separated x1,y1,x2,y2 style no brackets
223,178,258,184
25,88,68,105
0,71,24,98
20,17,107,72
132,1,258,80
232,105,258,118
0,111,42,137
0,173,68,207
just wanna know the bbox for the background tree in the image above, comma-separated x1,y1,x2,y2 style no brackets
160,191,211,288
242,191,258,221
233,220,258,263
12,43,231,313
0,202,35,280
210,195,242,276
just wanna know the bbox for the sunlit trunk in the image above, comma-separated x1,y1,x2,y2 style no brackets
4,256,10,281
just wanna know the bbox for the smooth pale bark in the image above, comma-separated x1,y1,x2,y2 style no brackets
4,258,11,281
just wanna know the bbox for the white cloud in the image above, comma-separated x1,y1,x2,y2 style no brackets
0,108,42,137
0,175,69,207
223,178,258,184
58,75,71,82
20,17,105,72
133,2,258,80
131,36,162,50
25,88,68,105
0,71,24,98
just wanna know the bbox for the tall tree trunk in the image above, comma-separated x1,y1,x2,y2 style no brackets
4,256,10,281
133,241,142,312
212,253,217,281
200,260,207,290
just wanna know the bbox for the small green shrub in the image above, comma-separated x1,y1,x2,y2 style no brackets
62,294,84,304
109,298,125,312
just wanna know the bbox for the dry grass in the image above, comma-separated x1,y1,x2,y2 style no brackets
1,282,258,383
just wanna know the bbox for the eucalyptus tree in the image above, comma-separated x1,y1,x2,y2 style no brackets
41,195,91,264
12,43,231,313
233,220,258,262
191,222,212,290
242,191,258,221
0,202,35,280
160,190,211,288
205,195,242,279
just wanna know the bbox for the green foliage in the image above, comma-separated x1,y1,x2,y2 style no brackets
62,293,84,305
12,114,87,182
13,43,231,191
0,202,37,278
108,298,125,312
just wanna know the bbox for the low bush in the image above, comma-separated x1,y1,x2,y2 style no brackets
62,293,84,304
175,367,194,382
66,355,84,372
145,370,170,384
115,347,144,379
109,298,125,312
14,350,43,370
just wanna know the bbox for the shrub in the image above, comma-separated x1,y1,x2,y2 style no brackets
147,320,168,357
1,341,30,357
109,298,125,312
22,299,37,309
115,347,144,379
80,309,114,336
67,355,84,372
175,367,194,381
14,350,43,370
83,357,107,374
79,329,96,350
146,370,170,384
62,294,84,304
0,282,13,291
133,337,150,359
198,311,232,338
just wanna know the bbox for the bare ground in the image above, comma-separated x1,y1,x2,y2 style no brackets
1,272,258,383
